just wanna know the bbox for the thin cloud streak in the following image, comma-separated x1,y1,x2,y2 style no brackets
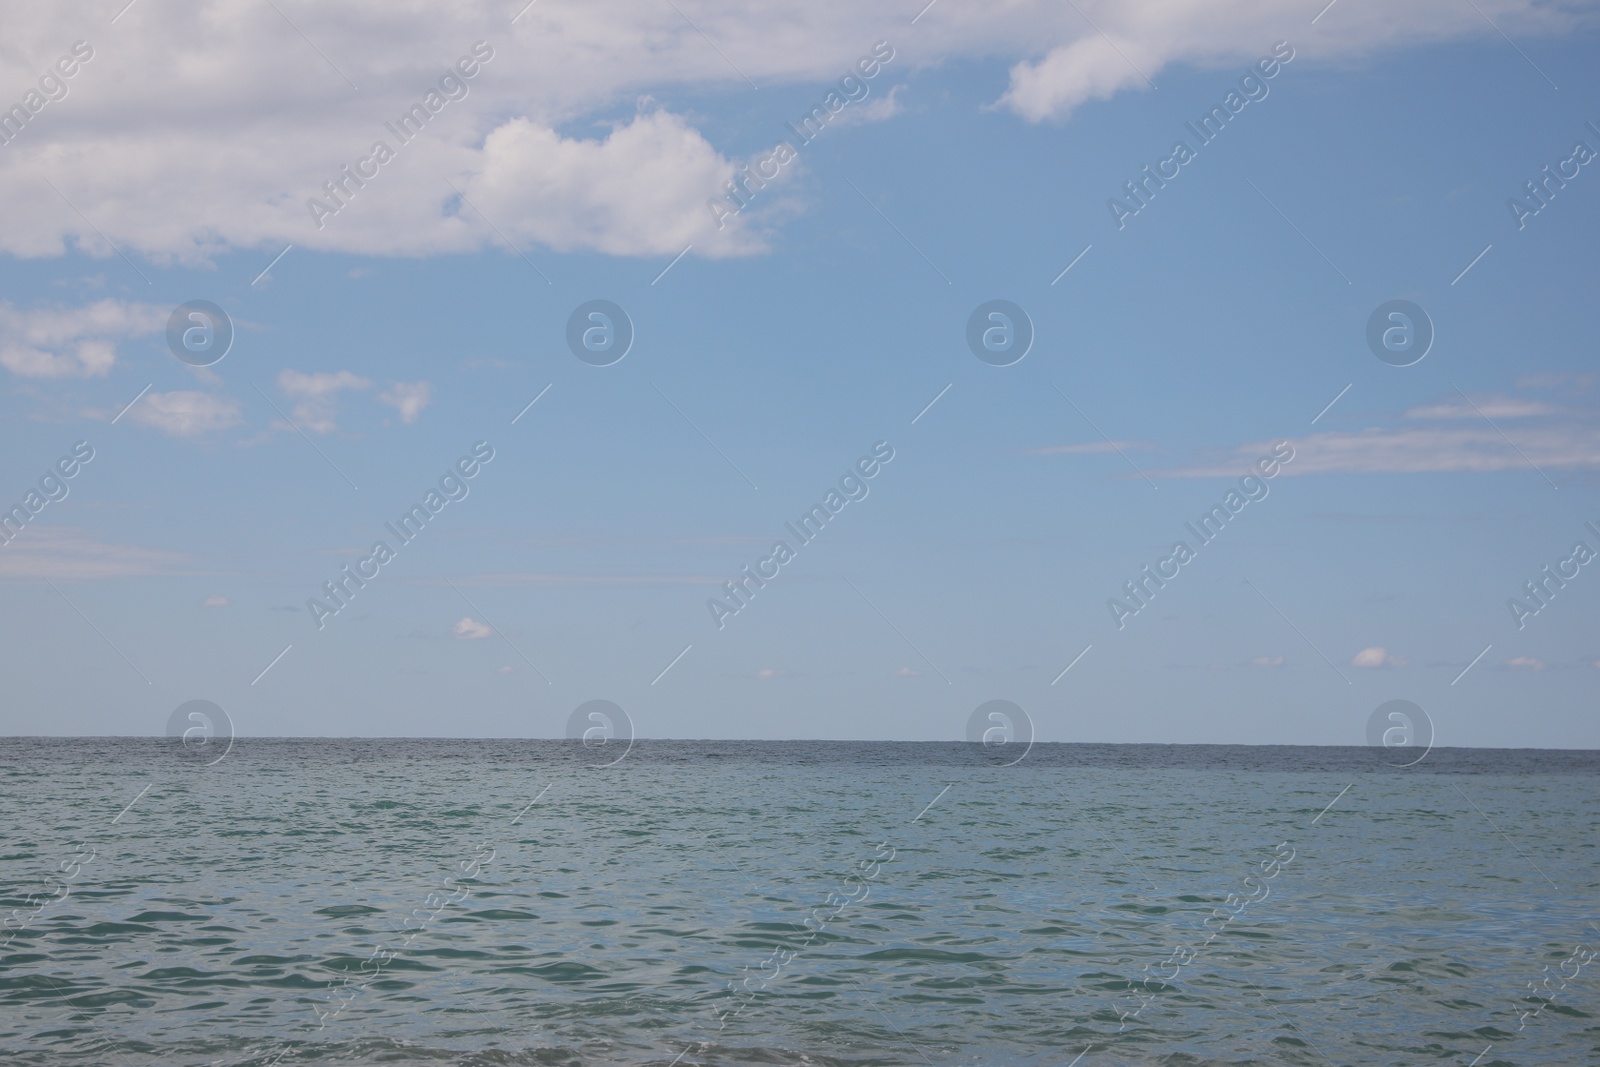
0,527,193,580
1157,426,1600,477
422,572,727,588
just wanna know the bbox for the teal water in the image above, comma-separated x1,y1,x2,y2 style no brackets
1,740,1596,1065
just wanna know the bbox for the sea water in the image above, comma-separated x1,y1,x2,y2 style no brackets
1,739,1595,1065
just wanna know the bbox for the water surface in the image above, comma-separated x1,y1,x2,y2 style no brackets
1,740,1595,1065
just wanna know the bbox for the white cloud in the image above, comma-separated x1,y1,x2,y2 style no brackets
893,666,921,677
995,1,1584,122
379,380,433,424
755,667,786,679
1351,646,1408,669
0,1,1583,260
1506,656,1546,670
1247,655,1284,667
125,390,243,436
468,110,761,257
200,595,230,607
453,616,492,639
277,369,371,434
0,300,165,378
999,33,1157,123
839,83,905,125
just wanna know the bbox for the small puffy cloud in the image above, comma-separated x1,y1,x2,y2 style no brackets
1247,655,1284,667
0,300,165,378
126,390,243,436
1506,656,1546,671
893,666,921,677
755,667,786,679
200,595,231,607
277,369,372,434
1351,646,1408,669
453,616,492,639
379,380,433,424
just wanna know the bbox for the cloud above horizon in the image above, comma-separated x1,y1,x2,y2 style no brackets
1152,389,1600,479
1351,646,1408,669
0,526,191,580
277,370,372,435
453,616,492,640
0,300,164,379
0,0,1583,262
124,390,243,437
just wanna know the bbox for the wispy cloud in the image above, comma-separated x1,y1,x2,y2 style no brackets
379,380,433,424
997,1,1585,122
0,526,192,580
0,300,164,379
125,390,243,436
1177,425,1600,477
1157,387,1600,478
1518,372,1596,392
277,369,372,434
838,84,905,126
1405,395,1558,420
427,572,725,588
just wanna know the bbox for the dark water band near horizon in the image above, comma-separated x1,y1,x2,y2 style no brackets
0,738,1595,1066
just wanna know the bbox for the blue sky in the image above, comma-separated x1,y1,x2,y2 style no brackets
2,1,1597,745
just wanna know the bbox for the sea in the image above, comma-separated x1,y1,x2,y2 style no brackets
1,739,1596,1066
